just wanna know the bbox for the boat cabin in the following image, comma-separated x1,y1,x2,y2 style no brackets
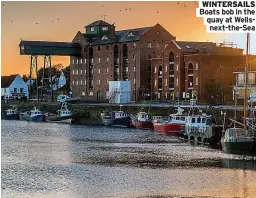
137,112,149,122
185,115,215,133
6,108,18,115
152,116,169,123
30,107,43,116
112,111,128,119
57,109,72,117
223,128,248,139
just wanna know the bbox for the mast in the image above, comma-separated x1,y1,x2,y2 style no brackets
243,33,250,129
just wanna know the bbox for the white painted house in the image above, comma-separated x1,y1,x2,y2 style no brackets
1,74,29,99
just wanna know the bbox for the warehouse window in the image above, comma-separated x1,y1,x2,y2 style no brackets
106,67,109,73
98,46,100,51
102,26,108,31
72,59,75,64
72,70,75,75
76,70,79,75
106,45,109,50
176,78,179,86
80,70,83,75
98,80,101,85
84,69,86,74
72,80,75,85
98,58,101,63
148,42,152,48
76,80,79,85
80,58,83,64
80,80,83,85
133,43,136,48
98,68,101,74
84,59,87,64
133,55,136,60
84,80,86,85
107,57,109,62
76,59,79,64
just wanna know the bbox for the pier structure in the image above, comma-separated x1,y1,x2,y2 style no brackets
19,41,81,102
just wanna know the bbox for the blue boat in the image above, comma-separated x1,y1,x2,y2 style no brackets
101,111,132,128
19,107,46,122
4,107,20,120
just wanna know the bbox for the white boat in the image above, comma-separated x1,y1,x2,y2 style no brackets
46,102,73,124
20,107,46,122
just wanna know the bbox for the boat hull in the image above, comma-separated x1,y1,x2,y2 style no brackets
153,123,182,136
103,117,131,128
4,114,20,120
132,121,153,130
221,140,256,153
46,115,73,124
20,114,46,122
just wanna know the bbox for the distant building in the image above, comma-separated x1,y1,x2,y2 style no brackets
25,79,35,86
1,74,28,99
70,19,256,103
233,68,256,100
41,70,67,92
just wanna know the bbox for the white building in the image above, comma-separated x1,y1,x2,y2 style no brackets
1,74,29,99
109,81,131,104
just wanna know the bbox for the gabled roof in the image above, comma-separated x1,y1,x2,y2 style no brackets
1,74,18,88
86,20,112,27
87,26,152,46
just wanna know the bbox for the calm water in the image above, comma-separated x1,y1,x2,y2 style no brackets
1,120,256,198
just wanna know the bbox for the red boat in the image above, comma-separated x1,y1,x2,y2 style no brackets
153,107,187,136
132,112,153,130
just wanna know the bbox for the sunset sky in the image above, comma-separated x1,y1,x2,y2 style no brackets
1,1,256,76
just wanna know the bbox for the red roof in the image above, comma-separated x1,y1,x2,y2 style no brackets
1,74,18,88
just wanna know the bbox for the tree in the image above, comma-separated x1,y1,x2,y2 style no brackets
204,78,222,104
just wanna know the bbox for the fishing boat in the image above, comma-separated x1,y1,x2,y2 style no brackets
4,107,20,120
46,102,73,124
221,33,256,154
153,106,187,136
20,107,46,122
132,111,153,130
101,110,132,128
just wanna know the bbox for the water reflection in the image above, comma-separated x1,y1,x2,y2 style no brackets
2,120,256,198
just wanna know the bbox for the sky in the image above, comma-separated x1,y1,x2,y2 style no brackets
1,1,256,76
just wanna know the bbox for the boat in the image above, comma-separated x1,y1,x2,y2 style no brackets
221,126,256,153
132,111,153,130
46,102,73,124
4,107,20,120
153,106,187,136
20,107,46,122
184,113,222,145
221,33,256,154
101,110,132,128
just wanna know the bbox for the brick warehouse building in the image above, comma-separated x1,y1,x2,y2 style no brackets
70,20,256,102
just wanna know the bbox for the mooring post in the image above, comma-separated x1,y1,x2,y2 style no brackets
49,56,54,102
35,56,39,103
41,56,46,101
29,56,33,101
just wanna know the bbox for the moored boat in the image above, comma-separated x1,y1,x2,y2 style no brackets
221,127,256,153
20,107,46,122
132,111,153,130
153,107,187,136
46,102,73,124
101,110,132,128
4,107,20,120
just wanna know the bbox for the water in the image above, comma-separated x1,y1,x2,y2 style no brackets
1,120,256,198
